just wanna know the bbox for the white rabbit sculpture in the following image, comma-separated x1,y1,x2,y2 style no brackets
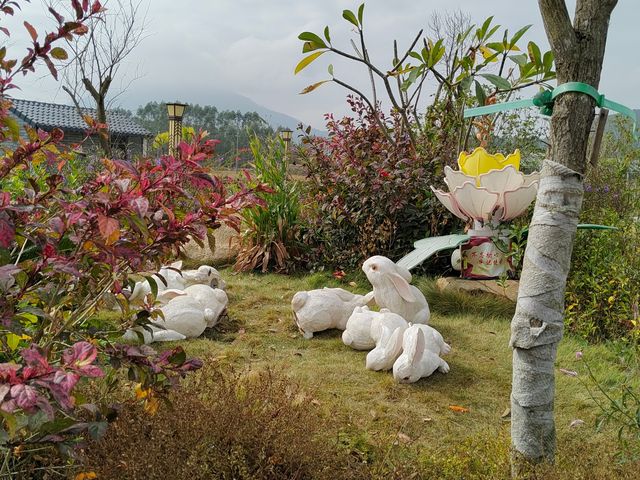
342,306,408,351
129,261,226,305
362,255,430,324
183,284,228,327
366,325,405,371
392,324,451,383
292,288,373,339
122,284,226,344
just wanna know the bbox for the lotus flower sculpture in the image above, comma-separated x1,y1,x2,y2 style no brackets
431,148,540,226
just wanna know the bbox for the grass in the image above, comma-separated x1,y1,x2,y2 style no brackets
85,270,640,479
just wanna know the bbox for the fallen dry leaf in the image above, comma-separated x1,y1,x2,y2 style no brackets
311,399,321,406
559,368,578,377
448,405,470,413
422,417,433,422
501,407,511,418
396,432,412,444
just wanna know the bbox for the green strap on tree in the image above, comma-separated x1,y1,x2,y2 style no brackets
464,81,637,136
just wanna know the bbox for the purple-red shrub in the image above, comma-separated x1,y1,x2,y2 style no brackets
301,96,458,269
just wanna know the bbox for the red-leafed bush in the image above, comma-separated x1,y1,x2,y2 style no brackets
0,2,262,475
300,96,458,270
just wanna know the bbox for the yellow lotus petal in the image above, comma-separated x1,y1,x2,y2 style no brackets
457,147,521,177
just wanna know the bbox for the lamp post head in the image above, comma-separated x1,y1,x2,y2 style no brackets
279,128,293,143
167,102,187,120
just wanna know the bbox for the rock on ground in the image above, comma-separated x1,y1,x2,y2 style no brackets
180,224,240,267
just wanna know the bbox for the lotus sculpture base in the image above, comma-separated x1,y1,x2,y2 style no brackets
459,235,511,280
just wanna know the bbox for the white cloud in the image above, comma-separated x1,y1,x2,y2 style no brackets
2,0,638,130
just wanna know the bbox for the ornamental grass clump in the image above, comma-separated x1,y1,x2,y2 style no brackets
234,133,305,273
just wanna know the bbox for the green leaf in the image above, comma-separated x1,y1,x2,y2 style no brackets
486,42,505,53
475,80,487,106
323,25,331,44
429,39,445,67
480,73,511,90
50,47,68,60
168,348,187,365
485,24,501,41
299,80,331,94
527,41,542,65
302,41,321,53
509,25,531,47
3,116,20,141
478,16,493,40
294,50,325,75
143,275,158,299
408,51,423,62
298,32,327,49
5,333,20,351
509,54,528,66
342,9,359,28
327,64,334,76
357,3,365,24
543,50,554,71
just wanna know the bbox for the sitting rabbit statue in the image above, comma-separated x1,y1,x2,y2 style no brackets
366,325,405,371
392,324,451,383
342,306,408,351
292,288,374,339
362,255,430,324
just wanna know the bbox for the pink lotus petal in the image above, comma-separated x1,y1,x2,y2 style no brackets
431,186,469,222
501,182,539,221
478,165,523,193
450,182,499,222
444,166,474,190
522,172,541,187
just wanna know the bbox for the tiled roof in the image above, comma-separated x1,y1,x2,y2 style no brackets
9,98,151,137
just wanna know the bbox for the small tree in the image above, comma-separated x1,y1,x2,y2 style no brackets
61,0,148,157
510,0,618,476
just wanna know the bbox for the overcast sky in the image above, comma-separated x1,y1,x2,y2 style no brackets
3,0,639,130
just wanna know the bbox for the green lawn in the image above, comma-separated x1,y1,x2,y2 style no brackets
90,271,640,479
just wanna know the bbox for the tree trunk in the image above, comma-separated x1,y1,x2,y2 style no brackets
510,0,617,476
83,76,112,158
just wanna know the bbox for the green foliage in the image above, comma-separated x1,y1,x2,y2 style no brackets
134,101,276,164
578,350,640,462
565,139,640,342
234,134,304,273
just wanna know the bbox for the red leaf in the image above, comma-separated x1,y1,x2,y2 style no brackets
23,21,37,42
91,0,102,14
97,214,120,245
0,214,15,248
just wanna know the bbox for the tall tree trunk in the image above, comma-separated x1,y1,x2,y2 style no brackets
510,0,617,476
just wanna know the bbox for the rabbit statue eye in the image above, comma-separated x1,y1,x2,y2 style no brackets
403,376,410,381
371,265,377,271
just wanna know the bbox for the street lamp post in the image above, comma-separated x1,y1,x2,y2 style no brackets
280,128,293,163
166,102,187,157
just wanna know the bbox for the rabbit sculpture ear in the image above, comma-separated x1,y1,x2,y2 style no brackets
395,264,412,283
156,288,186,303
387,327,404,360
407,327,425,365
389,273,416,302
